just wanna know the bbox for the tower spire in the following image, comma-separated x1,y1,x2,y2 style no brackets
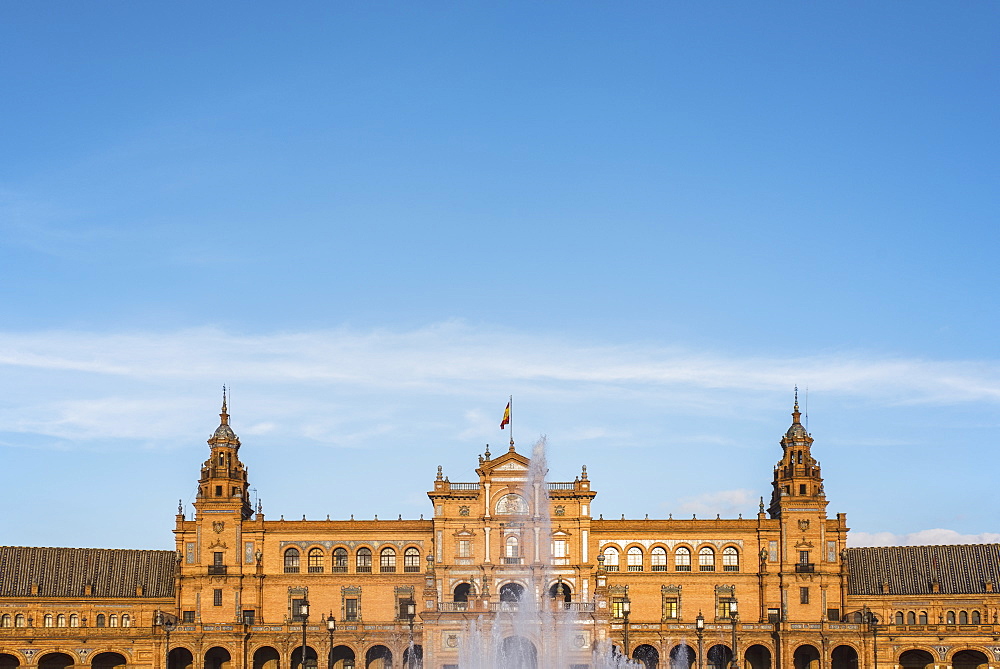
792,385,801,424
220,386,229,425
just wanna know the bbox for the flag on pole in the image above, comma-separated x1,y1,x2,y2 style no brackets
500,402,511,429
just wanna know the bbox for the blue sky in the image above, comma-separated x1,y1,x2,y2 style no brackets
1,3,997,550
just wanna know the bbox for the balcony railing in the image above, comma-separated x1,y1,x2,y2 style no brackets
795,563,815,573
208,565,228,575
449,483,480,490
502,557,523,565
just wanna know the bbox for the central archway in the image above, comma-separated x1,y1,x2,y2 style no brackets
205,647,232,669
708,644,733,669
745,645,771,669
39,654,73,669
330,646,355,669
669,644,696,669
499,583,525,602
633,644,659,668
793,645,820,669
92,653,127,669
831,646,858,669
168,648,194,669
499,636,537,669
364,645,391,669
899,650,933,669
253,647,280,669
952,650,989,669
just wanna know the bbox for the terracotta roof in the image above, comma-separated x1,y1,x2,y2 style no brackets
0,546,175,598
846,544,1000,596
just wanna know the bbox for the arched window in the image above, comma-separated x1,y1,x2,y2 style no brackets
906,611,916,624
946,611,956,624
404,547,421,572
972,611,981,624
44,614,54,627
109,614,118,627
627,547,643,572
96,614,106,627
602,546,619,571
651,546,667,571
57,614,66,627
723,546,739,572
699,547,716,571
380,548,397,573
332,547,348,572
918,611,928,624
895,612,904,625
120,614,129,628
505,536,520,564
308,548,324,573
14,614,25,627
675,546,691,571
959,611,968,624
284,547,300,574
0,614,10,627
356,547,372,573
70,614,80,627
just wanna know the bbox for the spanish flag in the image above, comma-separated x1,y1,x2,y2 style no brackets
500,402,511,429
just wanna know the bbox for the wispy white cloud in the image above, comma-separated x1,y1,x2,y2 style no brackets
849,529,1000,547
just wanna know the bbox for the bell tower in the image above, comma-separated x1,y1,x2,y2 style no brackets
767,389,826,519
195,389,252,520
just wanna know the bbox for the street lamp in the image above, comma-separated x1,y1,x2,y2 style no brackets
696,612,705,669
406,601,416,669
299,600,310,669
863,608,880,669
161,613,177,669
729,598,739,669
622,587,632,661
326,614,336,669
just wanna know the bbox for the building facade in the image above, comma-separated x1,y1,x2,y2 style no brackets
1,396,998,669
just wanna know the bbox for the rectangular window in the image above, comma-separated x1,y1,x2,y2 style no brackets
242,610,255,625
663,597,679,619
213,588,223,606
213,552,224,565
799,484,807,495
215,485,223,497
182,611,195,623
827,608,840,622
344,598,358,622
292,598,307,621
716,597,735,619
611,598,626,619
459,540,472,558
799,551,810,564
767,608,781,623
800,587,810,604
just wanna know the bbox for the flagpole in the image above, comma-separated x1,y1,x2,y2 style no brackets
509,395,514,449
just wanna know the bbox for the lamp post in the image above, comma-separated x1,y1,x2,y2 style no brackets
696,612,705,669
863,609,880,669
729,598,739,669
622,587,631,661
406,601,416,669
299,599,310,669
326,614,336,669
160,613,176,669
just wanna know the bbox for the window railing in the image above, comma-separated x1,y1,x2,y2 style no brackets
700,565,716,571
403,565,420,573
381,566,396,573
332,565,348,573
208,565,228,575
284,566,300,574
723,565,739,572
502,557,523,565
652,564,667,572
675,564,691,571
356,565,372,573
308,566,324,573
628,565,643,572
